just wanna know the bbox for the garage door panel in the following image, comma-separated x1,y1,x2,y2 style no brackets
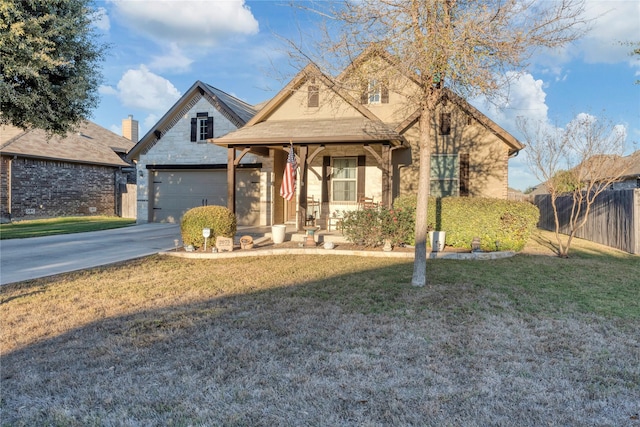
152,170,260,225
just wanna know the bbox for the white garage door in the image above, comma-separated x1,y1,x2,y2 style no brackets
151,169,260,225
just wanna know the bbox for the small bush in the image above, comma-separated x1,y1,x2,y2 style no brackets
391,195,540,251
342,205,414,247
180,206,237,249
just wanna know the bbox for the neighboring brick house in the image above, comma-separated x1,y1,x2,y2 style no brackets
0,121,136,222
126,81,263,225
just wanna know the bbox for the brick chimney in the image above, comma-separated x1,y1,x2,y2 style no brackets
122,115,139,143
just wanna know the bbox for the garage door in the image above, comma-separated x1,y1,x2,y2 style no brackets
151,169,260,225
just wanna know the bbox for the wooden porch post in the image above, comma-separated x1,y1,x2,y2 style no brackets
382,144,391,207
297,145,309,231
227,148,236,213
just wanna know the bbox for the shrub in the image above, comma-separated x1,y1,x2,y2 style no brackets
341,205,414,247
180,205,237,249
391,195,540,251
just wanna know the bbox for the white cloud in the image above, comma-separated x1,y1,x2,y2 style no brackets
143,114,160,133
115,65,181,112
98,85,118,95
108,0,259,47
93,7,110,31
578,0,640,64
148,43,194,73
472,72,549,136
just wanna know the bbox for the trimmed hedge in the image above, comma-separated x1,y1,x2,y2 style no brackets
393,195,540,251
180,205,237,249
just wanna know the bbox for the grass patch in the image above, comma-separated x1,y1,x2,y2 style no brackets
0,216,135,239
1,231,638,425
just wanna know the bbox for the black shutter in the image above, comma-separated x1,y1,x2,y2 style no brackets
190,118,197,142
206,116,214,139
460,153,470,196
357,155,366,201
322,156,330,203
381,81,389,104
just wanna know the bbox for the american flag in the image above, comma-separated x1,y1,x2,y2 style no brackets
280,146,297,201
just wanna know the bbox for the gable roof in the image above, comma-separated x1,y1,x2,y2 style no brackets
393,90,524,156
337,46,524,155
215,63,405,147
0,121,133,167
127,81,257,160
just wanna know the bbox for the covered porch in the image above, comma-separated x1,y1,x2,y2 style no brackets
214,118,407,231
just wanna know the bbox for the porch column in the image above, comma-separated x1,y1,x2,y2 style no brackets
382,144,391,207
227,148,236,213
297,145,309,231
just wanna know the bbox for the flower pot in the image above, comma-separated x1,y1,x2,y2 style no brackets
271,224,287,244
429,231,446,252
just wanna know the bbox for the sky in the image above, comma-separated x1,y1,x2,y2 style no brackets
91,0,640,192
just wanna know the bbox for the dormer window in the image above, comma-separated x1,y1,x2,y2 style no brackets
360,79,389,105
368,79,381,104
308,82,319,108
190,112,213,142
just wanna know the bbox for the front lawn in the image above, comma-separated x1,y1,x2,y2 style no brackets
1,231,638,426
0,216,135,239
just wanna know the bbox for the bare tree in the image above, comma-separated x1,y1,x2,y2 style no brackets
518,114,629,257
286,0,587,285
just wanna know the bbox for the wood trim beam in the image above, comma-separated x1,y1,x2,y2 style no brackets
227,148,236,213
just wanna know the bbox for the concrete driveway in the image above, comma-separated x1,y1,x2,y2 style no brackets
0,223,180,285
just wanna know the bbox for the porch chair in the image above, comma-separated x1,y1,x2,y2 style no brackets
306,196,320,226
358,196,377,210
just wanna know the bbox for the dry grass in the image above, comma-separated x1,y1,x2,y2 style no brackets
1,231,639,426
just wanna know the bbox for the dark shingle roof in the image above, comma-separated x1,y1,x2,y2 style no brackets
0,122,133,167
215,117,405,146
204,84,257,124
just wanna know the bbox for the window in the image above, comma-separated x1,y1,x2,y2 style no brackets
360,79,389,105
368,79,381,104
430,154,459,197
190,113,213,142
332,157,357,201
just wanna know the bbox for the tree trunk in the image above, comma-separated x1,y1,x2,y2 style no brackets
411,101,434,286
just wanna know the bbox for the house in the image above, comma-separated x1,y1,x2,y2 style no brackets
0,120,136,223
609,150,640,190
127,50,523,229
528,150,640,195
126,81,262,225
214,50,524,230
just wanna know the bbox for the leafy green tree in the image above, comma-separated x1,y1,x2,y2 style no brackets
288,0,588,285
0,0,106,136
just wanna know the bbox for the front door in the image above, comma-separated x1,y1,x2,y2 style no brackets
285,194,297,223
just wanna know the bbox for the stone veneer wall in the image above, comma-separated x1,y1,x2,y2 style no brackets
6,156,120,219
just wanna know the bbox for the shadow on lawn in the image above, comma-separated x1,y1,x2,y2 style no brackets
2,254,640,426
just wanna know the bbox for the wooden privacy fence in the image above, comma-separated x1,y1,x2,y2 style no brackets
534,189,639,254
119,183,137,219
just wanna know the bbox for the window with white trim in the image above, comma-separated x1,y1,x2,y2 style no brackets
430,154,459,197
198,117,209,140
368,79,381,104
332,157,357,201
190,112,213,142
